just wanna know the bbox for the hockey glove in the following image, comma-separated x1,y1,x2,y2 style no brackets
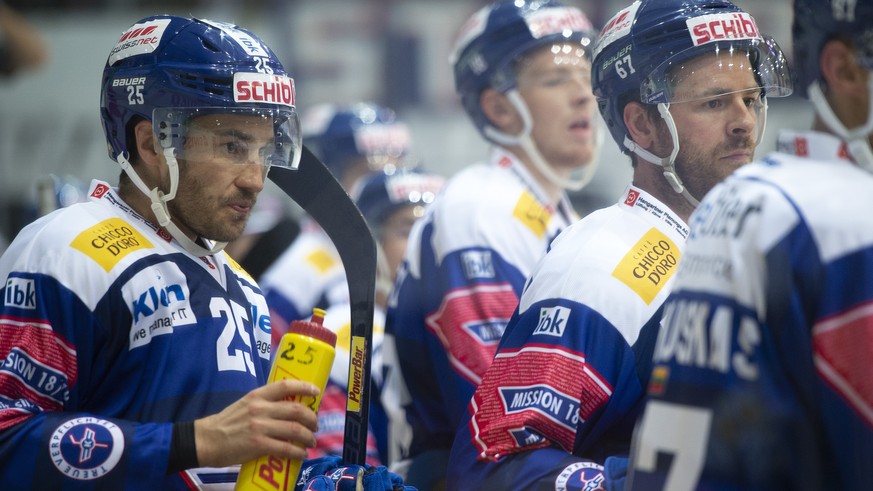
296,455,416,491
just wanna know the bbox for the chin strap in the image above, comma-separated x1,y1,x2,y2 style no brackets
808,77,873,172
483,89,599,192
117,149,227,257
623,103,700,207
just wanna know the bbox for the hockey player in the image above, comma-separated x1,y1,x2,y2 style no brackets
0,15,411,490
260,102,412,349
312,168,444,466
380,1,599,487
446,0,793,489
626,1,873,489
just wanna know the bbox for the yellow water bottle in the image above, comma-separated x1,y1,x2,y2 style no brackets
235,308,337,491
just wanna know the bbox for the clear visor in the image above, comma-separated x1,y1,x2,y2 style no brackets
355,123,414,172
513,41,593,90
153,107,302,170
491,37,594,92
641,36,793,105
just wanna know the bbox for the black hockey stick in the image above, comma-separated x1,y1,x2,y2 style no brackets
268,145,375,466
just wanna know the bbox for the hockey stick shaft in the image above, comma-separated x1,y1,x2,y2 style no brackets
268,146,375,466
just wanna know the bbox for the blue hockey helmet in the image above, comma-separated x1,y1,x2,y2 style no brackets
449,0,596,138
793,0,873,98
592,0,793,153
99,15,301,256
301,102,412,179
100,15,301,170
353,167,444,231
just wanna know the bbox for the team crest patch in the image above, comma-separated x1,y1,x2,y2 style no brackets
49,417,124,480
555,461,607,491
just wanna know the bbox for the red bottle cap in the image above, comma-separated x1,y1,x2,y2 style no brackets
289,308,337,347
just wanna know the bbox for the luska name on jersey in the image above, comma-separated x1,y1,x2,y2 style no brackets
653,298,759,380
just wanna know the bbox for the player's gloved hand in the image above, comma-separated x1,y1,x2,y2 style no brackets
603,455,628,491
296,455,416,491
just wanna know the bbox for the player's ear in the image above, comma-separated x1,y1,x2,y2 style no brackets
133,120,160,167
624,101,658,151
481,88,519,131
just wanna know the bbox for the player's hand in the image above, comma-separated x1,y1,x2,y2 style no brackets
295,455,417,491
194,379,320,467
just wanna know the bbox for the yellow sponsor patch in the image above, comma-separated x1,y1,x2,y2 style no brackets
71,219,153,272
346,335,366,413
611,228,681,305
307,249,337,274
224,253,254,282
512,191,552,238
336,322,351,354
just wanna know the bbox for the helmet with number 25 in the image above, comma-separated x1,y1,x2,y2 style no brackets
100,15,301,255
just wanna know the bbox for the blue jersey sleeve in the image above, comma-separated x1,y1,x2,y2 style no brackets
385,223,528,459
447,297,652,490
0,272,176,490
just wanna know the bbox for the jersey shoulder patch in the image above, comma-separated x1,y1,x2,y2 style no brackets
70,218,154,272
611,227,680,305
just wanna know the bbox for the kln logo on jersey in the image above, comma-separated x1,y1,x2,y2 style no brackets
122,263,196,349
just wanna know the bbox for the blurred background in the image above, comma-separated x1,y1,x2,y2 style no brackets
0,0,808,243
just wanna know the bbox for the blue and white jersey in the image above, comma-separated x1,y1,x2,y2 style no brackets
382,147,579,463
447,185,688,490
0,181,272,490
260,219,347,348
627,130,873,491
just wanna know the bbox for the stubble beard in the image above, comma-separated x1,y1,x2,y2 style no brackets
674,134,756,200
168,177,255,244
